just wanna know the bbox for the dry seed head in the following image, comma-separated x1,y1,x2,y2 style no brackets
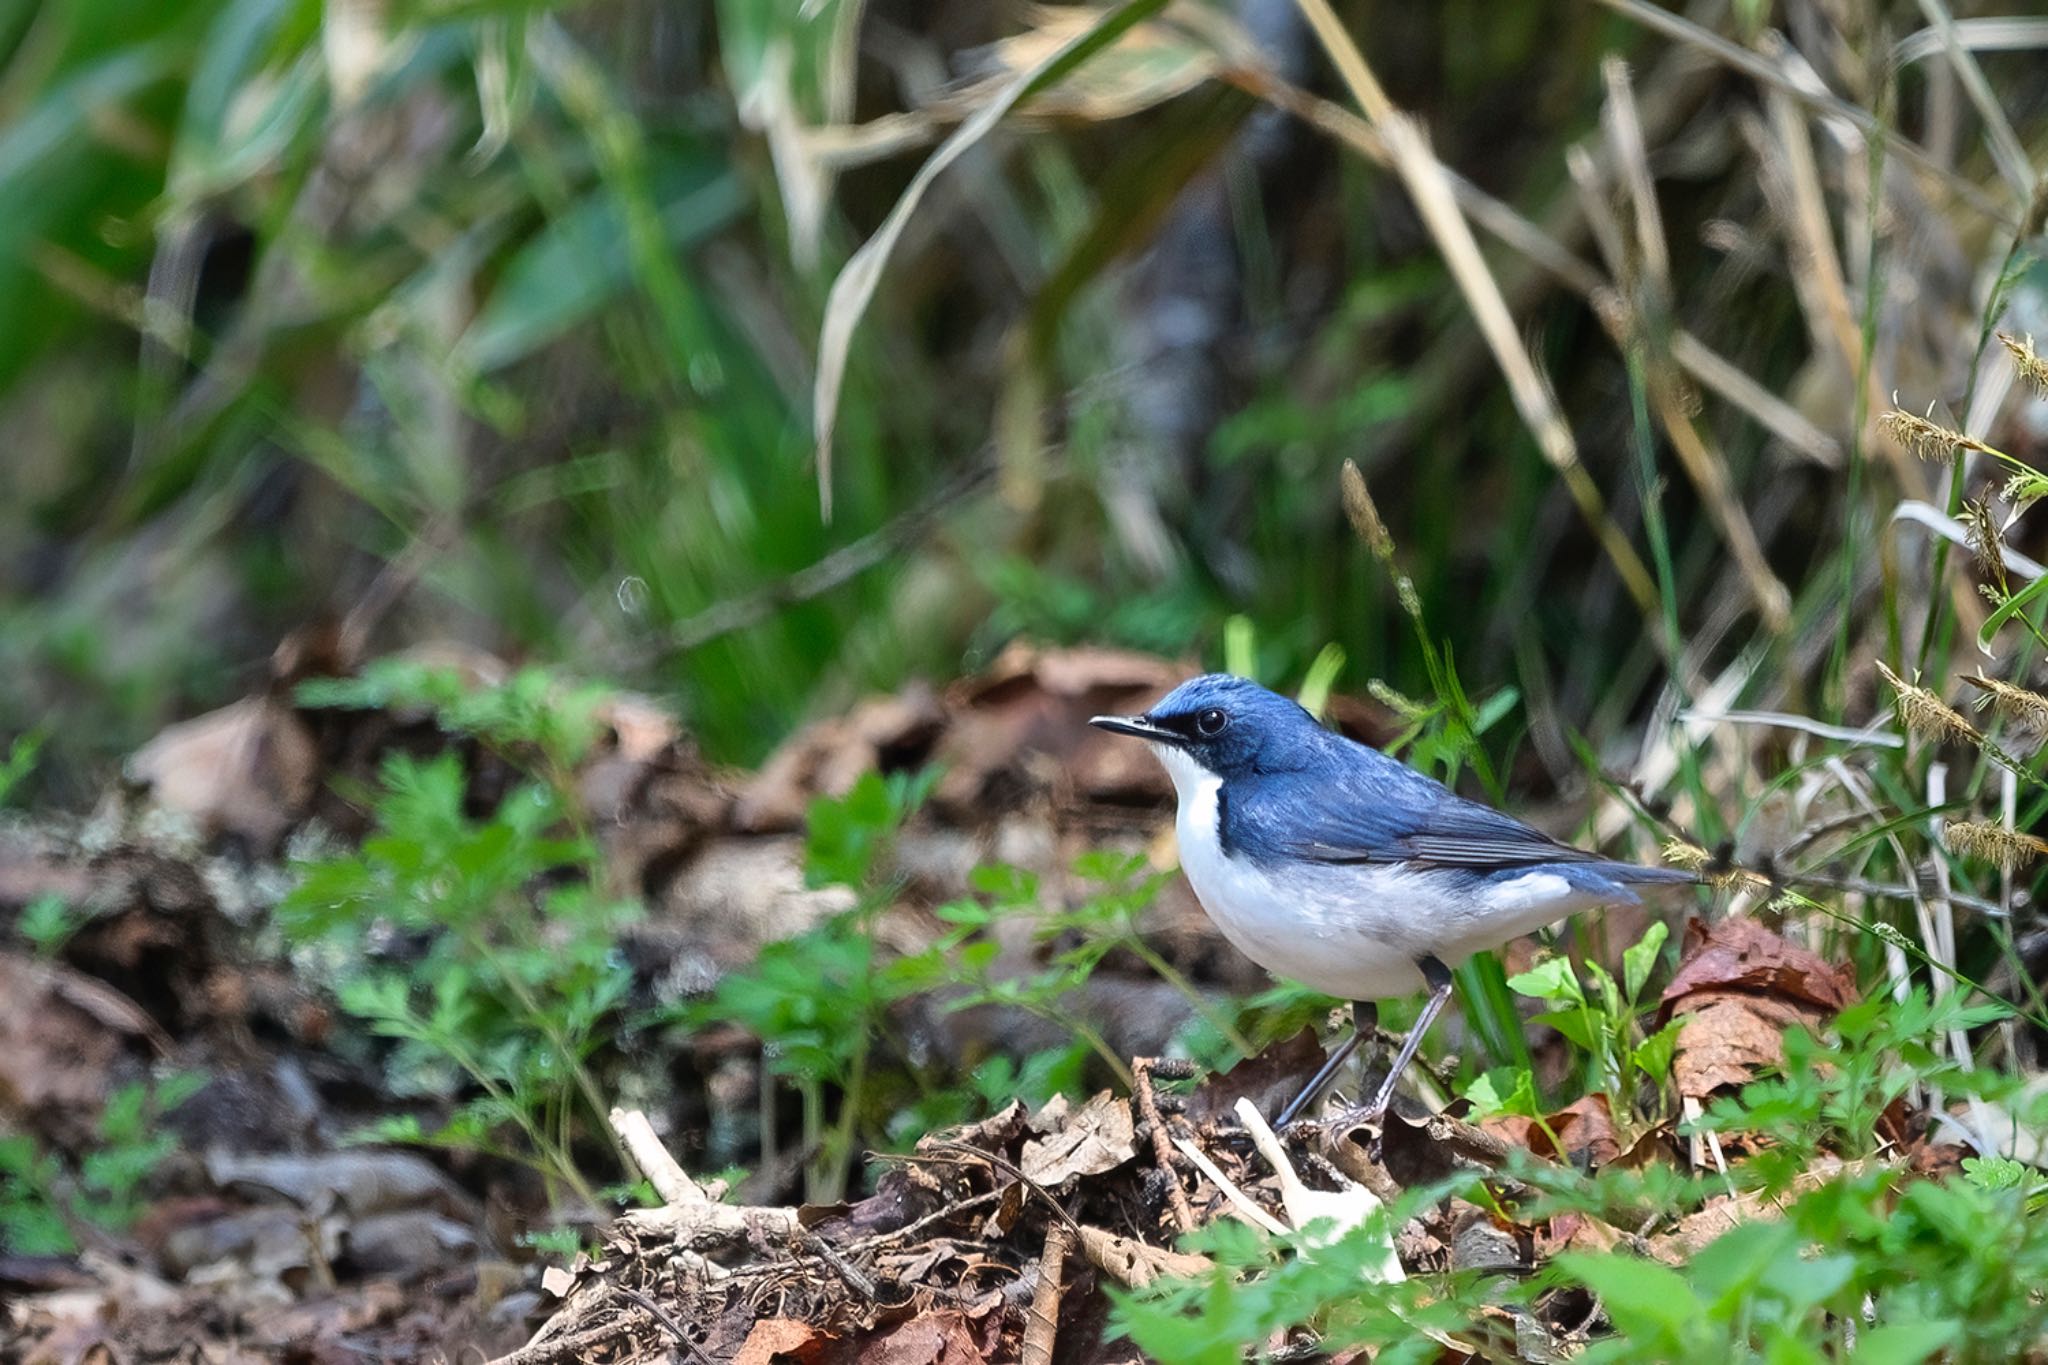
1875,661,1983,746
1765,890,1806,916
1961,673,2048,743
1340,459,1396,564
1660,838,1770,892
2002,471,2048,511
1942,820,2048,871
1662,838,1709,871
1999,332,2048,398
1879,405,1968,463
1366,678,1429,721
1958,498,2008,583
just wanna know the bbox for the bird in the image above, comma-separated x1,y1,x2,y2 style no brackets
1089,672,1695,1129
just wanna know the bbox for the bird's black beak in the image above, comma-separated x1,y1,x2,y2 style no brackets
1089,713,1178,744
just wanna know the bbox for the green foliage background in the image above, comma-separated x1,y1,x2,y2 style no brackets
0,0,1879,791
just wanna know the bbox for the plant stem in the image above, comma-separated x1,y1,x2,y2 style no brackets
1124,935,1256,1058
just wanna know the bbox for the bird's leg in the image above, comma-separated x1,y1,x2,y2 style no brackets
1354,956,1455,1126
1274,1000,1378,1130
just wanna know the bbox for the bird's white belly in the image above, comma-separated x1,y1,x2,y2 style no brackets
1162,754,1606,1002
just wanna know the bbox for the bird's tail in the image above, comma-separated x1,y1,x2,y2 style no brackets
1607,861,1707,887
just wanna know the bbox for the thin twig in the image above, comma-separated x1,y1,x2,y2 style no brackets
1020,1221,1073,1365
910,1143,1088,1236
1132,1059,1196,1234
615,1284,713,1365
802,1226,880,1301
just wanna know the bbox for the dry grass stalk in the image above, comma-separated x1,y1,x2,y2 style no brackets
1999,332,2048,397
1960,673,2048,744
1291,0,1656,614
1590,0,2011,225
1942,821,2048,872
1875,661,1983,746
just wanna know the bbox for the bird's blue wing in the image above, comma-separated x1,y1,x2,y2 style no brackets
1236,740,1601,871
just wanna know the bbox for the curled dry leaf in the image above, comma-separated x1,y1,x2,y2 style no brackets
1660,916,1858,1014
1019,1090,1136,1186
0,953,163,1144
1076,1226,1212,1289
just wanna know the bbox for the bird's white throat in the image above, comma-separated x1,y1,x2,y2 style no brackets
1152,743,1218,820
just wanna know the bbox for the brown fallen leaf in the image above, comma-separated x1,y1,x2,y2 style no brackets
203,1149,480,1221
734,1316,833,1365
125,696,318,852
1018,1090,1136,1186
938,642,1190,812
858,1309,989,1365
1184,1026,1326,1125
1670,990,1821,1101
734,685,945,833
1656,917,1856,1104
1661,916,1857,1015
1538,1210,1625,1257
946,1099,1030,1155
1483,1092,1621,1167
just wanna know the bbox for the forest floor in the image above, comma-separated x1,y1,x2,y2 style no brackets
0,637,2008,1363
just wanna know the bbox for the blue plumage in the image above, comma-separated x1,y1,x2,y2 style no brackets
1089,671,1695,1129
1142,672,1685,881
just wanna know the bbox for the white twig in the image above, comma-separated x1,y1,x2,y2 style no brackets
609,1107,706,1207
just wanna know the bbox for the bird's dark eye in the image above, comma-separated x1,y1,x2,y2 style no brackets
1195,707,1229,737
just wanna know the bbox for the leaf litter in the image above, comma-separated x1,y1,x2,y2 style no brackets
0,640,1992,1362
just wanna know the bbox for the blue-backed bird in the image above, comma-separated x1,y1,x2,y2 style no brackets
1090,673,1695,1128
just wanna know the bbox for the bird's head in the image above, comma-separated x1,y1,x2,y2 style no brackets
1089,673,1320,786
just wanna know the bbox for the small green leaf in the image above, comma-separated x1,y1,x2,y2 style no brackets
1961,1154,2028,1192
1978,571,2048,650
1506,956,1583,1005
1463,1067,1541,1119
1622,921,1669,1004
1633,1019,1681,1082
1532,1009,1600,1053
